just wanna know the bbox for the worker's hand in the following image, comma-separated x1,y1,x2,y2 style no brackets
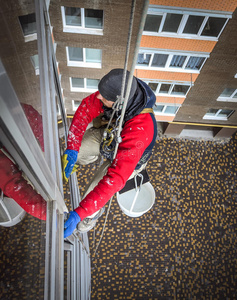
62,149,78,181
64,211,81,238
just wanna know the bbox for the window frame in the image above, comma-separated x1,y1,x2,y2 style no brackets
217,88,237,102
70,77,99,92
145,80,191,97
137,49,209,73
143,6,231,41
66,47,102,68
203,108,235,120
153,103,181,116
61,6,104,35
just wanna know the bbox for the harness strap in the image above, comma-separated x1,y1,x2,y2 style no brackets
139,108,154,115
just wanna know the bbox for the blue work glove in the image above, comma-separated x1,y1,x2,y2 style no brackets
62,149,78,181
64,211,81,238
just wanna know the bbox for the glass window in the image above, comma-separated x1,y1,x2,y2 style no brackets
137,53,151,66
151,54,168,67
148,82,158,93
218,109,234,118
205,108,219,116
71,78,84,88
170,55,186,68
87,79,99,89
162,13,182,33
65,7,81,26
85,9,103,29
160,84,171,94
220,88,236,97
19,13,36,36
171,85,189,96
183,15,205,34
144,14,162,32
85,48,101,63
154,105,164,113
185,56,205,70
165,106,178,114
68,47,83,61
233,92,237,98
201,17,227,37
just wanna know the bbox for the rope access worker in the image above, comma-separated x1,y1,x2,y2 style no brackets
63,69,157,237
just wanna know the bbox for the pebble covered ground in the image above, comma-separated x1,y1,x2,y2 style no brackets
78,133,237,300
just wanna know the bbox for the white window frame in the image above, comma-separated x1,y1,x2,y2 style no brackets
143,6,231,41
217,88,237,103
70,77,99,92
137,49,209,73
72,100,81,111
30,54,39,75
66,47,102,68
61,6,103,35
203,109,234,120
145,80,191,97
153,103,181,116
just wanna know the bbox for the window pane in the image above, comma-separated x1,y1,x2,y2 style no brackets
233,92,237,98
19,13,36,35
220,88,236,97
185,56,205,70
218,109,234,118
171,85,189,96
151,54,168,67
68,47,83,61
159,84,171,93
148,82,158,93
85,48,102,63
201,17,227,37
71,77,84,88
65,7,81,26
183,15,205,34
144,14,162,32
87,79,99,89
162,13,182,33
206,109,219,116
154,105,164,113
164,106,178,114
85,9,103,29
170,55,186,68
137,53,151,66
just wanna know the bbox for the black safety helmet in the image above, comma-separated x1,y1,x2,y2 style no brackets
98,68,138,102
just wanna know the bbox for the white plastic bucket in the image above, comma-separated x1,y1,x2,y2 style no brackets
116,182,155,218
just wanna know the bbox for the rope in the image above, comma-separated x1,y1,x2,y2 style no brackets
94,0,137,256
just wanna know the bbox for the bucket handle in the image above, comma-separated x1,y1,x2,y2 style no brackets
129,173,143,213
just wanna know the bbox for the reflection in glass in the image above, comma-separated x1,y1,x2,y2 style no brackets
185,56,205,70
183,15,205,34
159,84,171,94
137,53,151,66
85,9,103,29
220,88,236,97
65,7,81,26
148,82,158,93
144,14,162,32
171,85,189,96
151,54,168,67
201,17,227,37
170,55,186,68
162,13,182,33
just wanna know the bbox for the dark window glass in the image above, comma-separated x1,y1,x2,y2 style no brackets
185,56,205,70
148,83,158,93
151,54,168,67
162,13,182,33
144,14,162,32
85,9,103,29
183,15,205,34
220,88,236,97
159,84,171,93
19,13,36,35
201,17,227,37
218,109,234,118
171,85,190,95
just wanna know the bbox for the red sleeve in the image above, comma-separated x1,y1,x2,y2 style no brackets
67,91,104,151
75,113,155,220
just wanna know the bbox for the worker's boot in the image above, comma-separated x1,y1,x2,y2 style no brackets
77,206,105,233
